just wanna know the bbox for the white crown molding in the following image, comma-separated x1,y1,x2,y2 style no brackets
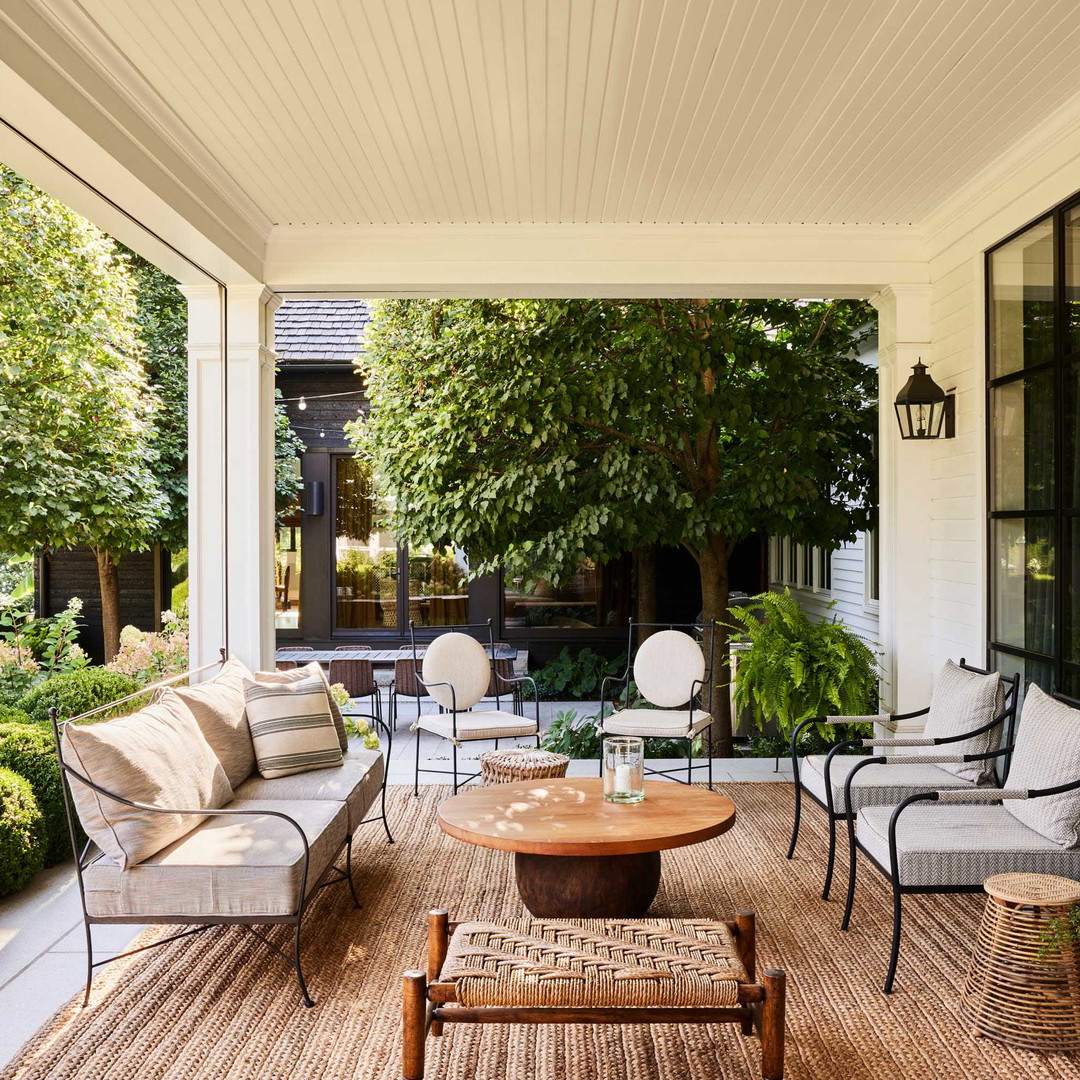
33,0,273,242
921,85,1080,264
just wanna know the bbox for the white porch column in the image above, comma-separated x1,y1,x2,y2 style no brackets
873,284,934,720
181,284,226,672
224,285,281,670
182,283,279,673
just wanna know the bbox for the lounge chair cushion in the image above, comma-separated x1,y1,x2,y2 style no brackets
62,689,234,870
243,675,342,779
801,754,974,813
254,662,349,751
601,708,712,739
415,709,538,743
234,748,383,832
633,630,706,708
921,661,1004,783
422,634,491,711
1003,685,1080,847
857,803,1080,887
175,658,255,787
82,798,348,918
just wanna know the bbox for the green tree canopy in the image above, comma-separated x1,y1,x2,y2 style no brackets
348,297,877,751
0,165,166,659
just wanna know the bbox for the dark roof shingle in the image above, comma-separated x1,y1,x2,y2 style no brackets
275,299,371,364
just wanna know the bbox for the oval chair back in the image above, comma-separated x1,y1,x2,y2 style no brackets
422,633,490,712
632,630,706,709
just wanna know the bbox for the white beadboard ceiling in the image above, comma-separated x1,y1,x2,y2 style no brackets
75,0,1080,227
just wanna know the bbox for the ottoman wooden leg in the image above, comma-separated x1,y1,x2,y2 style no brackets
734,911,756,1035
761,969,786,1080
402,970,428,1080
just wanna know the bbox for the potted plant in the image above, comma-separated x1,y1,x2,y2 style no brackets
724,589,880,748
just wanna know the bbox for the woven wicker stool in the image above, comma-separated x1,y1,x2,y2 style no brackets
403,910,786,1079
961,872,1080,1050
479,747,570,785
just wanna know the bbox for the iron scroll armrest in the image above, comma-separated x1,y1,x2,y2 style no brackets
855,744,1014,766
789,715,886,787
598,668,632,731
495,671,541,724
416,678,459,736
858,708,1010,749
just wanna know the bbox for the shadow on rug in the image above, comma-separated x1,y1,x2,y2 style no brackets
3,783,1077,1080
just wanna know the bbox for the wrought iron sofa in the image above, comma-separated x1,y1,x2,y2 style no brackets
52,653,392,1009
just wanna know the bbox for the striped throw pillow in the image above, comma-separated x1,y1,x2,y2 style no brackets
243,675,343,779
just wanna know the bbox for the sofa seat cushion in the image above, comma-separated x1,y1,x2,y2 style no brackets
801,754,975,814
415,710,538,743
856,803,1080,887
82,798,348,918
601,708,712,739
175,658,255,787
233,749,384,832
62,688,234,870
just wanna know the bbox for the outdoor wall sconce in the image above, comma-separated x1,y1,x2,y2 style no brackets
894,359,955,440
304,481,325,517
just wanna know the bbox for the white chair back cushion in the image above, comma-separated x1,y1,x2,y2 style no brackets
633,630,706,709
422,633,491,711
921,660,1004,783
1004,684,1080,848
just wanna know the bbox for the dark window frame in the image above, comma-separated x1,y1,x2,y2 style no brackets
986,191,1080,691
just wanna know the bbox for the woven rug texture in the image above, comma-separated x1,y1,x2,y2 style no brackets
3,782,1078,1080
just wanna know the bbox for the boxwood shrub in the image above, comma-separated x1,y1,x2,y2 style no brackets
0,766,45,897
18,668,142,724
0,704,36,727
0,722,78,865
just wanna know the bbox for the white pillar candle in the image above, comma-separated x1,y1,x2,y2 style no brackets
614,763,633,793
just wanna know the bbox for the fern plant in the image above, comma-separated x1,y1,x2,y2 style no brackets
725,590,881,742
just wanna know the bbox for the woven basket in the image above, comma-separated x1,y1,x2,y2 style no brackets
961,872,1080,1051
480,748,570,785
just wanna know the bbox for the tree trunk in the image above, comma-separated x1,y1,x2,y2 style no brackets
698,539,733,758
94,548,122,663
634,544,657,632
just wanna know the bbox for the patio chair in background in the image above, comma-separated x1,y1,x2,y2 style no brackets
390,652,428,732
329,645,389,754
845,684,1080,993
410,621,539,793
786,659,1018,901
275,645,314,672
598,620,716,789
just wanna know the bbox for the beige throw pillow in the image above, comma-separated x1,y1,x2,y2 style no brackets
61,689,234,870
243,674,343,779
253,662,349,751
175,657,255,787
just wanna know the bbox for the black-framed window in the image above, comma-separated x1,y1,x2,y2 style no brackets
987,198,1080,696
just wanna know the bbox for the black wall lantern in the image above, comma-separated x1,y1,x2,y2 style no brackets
894,359,955,440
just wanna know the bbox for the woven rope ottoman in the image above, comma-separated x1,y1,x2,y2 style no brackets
402,909,786,1079
479,747,570,785
962,872,1080,1050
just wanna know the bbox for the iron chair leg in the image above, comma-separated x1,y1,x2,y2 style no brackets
840,812,859,931
884,882,903,994
786,781,802,860
82,920,93,1007
294,917,315,1008
413,724,421,797
452,742,459,794
344,834,362,908
822,813,839,901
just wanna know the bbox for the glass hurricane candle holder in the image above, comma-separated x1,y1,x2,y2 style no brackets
604,736,645,803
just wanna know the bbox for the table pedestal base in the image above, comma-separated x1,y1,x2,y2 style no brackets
514,851,661,917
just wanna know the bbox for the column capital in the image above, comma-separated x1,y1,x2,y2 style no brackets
226,283,280,311
870,284,931,344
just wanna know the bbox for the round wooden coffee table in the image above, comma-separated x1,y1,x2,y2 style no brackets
437,778,736,916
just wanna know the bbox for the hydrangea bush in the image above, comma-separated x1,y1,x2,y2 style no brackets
0,597,88,705
106,607,188,684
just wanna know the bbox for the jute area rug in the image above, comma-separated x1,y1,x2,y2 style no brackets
3,783,1078,1080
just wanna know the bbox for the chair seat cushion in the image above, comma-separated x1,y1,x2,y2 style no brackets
601,708,711,738
856,803,1080,887
82,798,349,918
441,918,747,1008
233,749,383,832
415,710,538,742
801,754,976,813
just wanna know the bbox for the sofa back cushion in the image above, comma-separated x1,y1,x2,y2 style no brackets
921,660,1004,783
243,675,343,779
175,658,255,787
62,689,233,870
1004,684,1080,848
253,662,348,751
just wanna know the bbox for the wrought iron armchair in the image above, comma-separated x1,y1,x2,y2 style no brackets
598,620,717,789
